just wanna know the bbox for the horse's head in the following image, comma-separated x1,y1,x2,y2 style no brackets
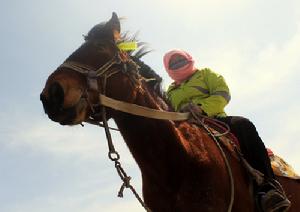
40,13,141,125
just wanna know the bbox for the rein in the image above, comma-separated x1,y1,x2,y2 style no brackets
101,74,152,212
189,111,235,212
60,50,235,212
99,94,190,121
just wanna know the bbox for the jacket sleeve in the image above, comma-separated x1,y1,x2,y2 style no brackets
191,68,231,117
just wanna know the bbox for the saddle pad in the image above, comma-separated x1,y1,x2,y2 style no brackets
205,124,299,180
270,154,300,180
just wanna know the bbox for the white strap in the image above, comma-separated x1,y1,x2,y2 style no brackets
99,94,190,121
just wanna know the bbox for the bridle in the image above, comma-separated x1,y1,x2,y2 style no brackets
60,52,122,110
60,49,142,118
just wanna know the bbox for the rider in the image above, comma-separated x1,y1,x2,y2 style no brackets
163,49,291,212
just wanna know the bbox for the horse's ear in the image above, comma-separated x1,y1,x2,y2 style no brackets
106,12,121,42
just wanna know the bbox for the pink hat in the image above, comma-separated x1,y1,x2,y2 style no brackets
163,49,197,84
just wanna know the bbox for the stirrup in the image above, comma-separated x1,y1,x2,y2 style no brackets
258,189,291,212
256,179,291,212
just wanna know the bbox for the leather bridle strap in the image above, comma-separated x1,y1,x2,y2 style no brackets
59,54,121,76
189,110,234,212
59,53,122,91
100,74,152,212
99,94,190,121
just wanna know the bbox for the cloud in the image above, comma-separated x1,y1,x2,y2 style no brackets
0,110,139,174
198,22,300,100
0,111,144,212
5,120,101,159
246,25,300,93
2,182,143,212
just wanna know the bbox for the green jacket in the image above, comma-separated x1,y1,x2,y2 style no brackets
167,68,231,117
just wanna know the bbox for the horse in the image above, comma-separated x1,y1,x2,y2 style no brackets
40,12,300,212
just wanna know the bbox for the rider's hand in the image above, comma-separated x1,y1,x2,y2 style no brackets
180,102,203,115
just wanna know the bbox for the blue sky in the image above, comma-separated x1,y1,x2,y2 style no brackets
1,0,300,211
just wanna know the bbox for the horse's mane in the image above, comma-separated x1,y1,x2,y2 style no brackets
120,32,166,99
81,21,169,110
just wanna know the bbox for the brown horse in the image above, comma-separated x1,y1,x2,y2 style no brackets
40,13,300,212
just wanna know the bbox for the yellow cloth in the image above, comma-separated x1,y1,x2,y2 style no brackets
117,42,138,51
167,68,230,117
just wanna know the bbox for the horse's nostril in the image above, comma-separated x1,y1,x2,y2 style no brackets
48,82,64,109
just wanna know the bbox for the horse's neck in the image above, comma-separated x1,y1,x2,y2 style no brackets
111,89,255,210
112,89,187,182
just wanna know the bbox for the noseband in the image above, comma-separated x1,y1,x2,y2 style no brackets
60,52,122,91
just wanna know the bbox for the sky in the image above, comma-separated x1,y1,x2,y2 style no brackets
0,0,300,211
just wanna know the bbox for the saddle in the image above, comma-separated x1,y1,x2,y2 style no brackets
193,115,299,181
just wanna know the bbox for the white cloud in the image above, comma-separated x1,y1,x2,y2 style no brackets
1,113,144,212
199,22,300,100
3,115,136,165
246,25,300,92
6,120,102,159
2,183,143,212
